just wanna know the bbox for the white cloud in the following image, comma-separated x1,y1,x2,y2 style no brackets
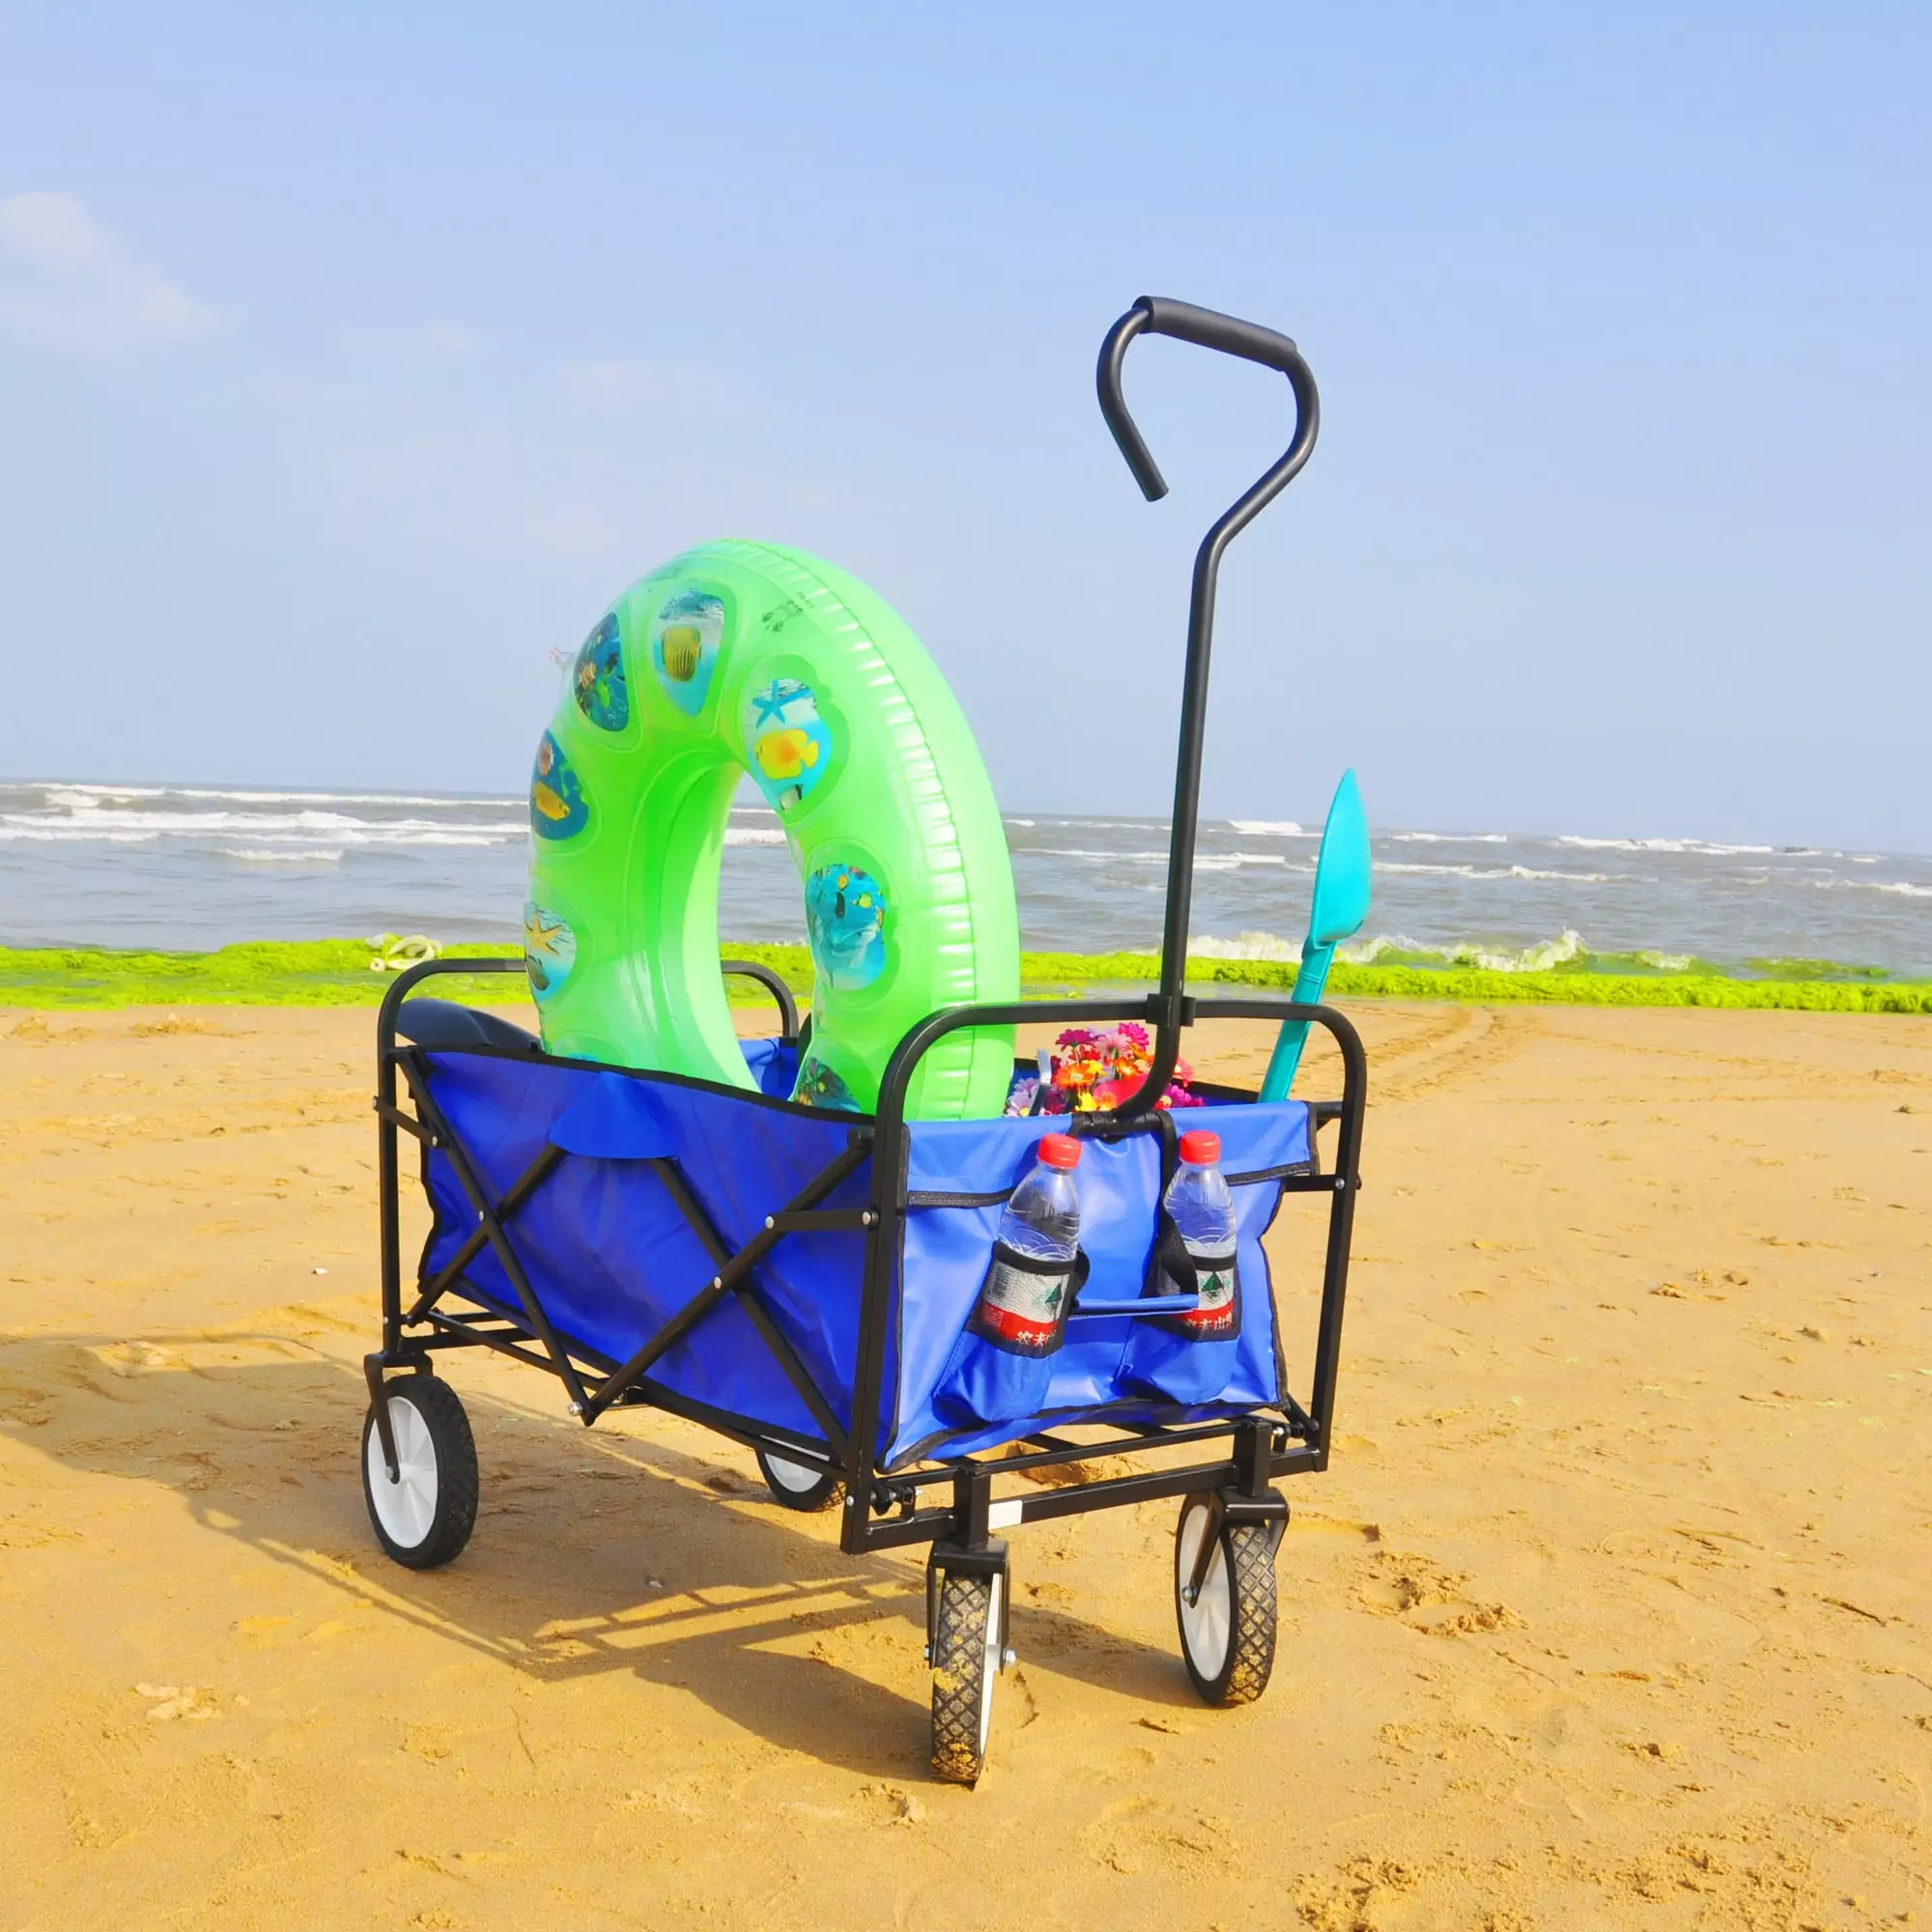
0,189,108,269
0,190,219,352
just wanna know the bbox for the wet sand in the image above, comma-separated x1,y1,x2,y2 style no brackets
1,1000,1928,1929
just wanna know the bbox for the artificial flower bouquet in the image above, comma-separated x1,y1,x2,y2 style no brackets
1005,1020,1205,1117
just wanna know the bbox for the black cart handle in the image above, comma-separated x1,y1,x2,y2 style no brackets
1091,295,1321,1119
1098,295,1319,504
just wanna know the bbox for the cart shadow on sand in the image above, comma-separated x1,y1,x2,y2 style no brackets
2,1326,1198,1775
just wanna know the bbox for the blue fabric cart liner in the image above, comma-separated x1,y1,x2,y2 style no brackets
416,1046,869,1451
891,1101,1309,1463
412,1041,1312,1470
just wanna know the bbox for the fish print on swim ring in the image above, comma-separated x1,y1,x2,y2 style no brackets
743,676,833,813
523,900,578,1003
571,612,629,731
529,731,588,839
649,588,725,716
792,1054,858,1112
805,863,888,992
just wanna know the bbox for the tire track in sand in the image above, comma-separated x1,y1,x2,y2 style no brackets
1368,1006,1542,1105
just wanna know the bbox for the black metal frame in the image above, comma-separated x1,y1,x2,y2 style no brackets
369,961,1363,1552
365,297,1362,1601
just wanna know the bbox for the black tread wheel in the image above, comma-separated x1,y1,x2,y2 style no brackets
929,1569,1003,1785
360,1375,478,1571
754,1445,844,1514
1174,1494,1277,1706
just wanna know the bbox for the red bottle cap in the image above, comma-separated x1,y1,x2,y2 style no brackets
1178,1128,1222,1166
1037,1132,1082,1170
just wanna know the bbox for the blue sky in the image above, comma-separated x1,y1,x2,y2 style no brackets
1,1,1926,848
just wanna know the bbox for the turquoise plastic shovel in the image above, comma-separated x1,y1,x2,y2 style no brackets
1258,770,1372,1102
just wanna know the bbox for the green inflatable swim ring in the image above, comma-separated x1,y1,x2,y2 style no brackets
523,539,1020,1121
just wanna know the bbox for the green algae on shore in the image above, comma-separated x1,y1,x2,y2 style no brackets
1,938,1928,1014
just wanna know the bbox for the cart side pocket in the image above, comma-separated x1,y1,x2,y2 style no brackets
934,1242,1091,1426
1117,1204,1242,1404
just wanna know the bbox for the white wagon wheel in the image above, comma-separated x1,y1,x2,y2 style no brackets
1174,1493,1277,1705
360,1376,478,1570
754,1444,844,1514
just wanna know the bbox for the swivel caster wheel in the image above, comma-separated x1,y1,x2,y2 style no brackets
929,1567,1007,1785
1174,1493,1277,1706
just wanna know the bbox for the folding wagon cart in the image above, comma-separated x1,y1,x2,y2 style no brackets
361,299,1367,1783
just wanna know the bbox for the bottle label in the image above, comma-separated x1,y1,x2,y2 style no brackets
1176,1247,1239,1339
967,1241,1075,1357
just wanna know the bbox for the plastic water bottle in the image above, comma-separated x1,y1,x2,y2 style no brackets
939,1133,1083,1423
1001,1133,1081,1257
1165,1128,1237,1336
975,1132,1082,1351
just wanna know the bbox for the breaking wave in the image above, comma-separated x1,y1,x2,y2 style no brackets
1558,834,1775,856
225,849,346,866
1378,862,1623,884
1192,928,1589,971
1338,929,1588,972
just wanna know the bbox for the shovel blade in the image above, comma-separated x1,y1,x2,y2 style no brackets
1309,768,1372,950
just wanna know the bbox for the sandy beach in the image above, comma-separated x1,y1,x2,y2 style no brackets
1,998,1927,1929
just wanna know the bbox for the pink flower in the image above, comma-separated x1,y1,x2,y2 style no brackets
1038,1020,1201,1114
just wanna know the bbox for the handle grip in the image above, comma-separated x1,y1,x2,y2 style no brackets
1135,297,1304,375
1097,295,1318,503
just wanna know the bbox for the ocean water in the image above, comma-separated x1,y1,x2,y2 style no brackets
2,779,1928,977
